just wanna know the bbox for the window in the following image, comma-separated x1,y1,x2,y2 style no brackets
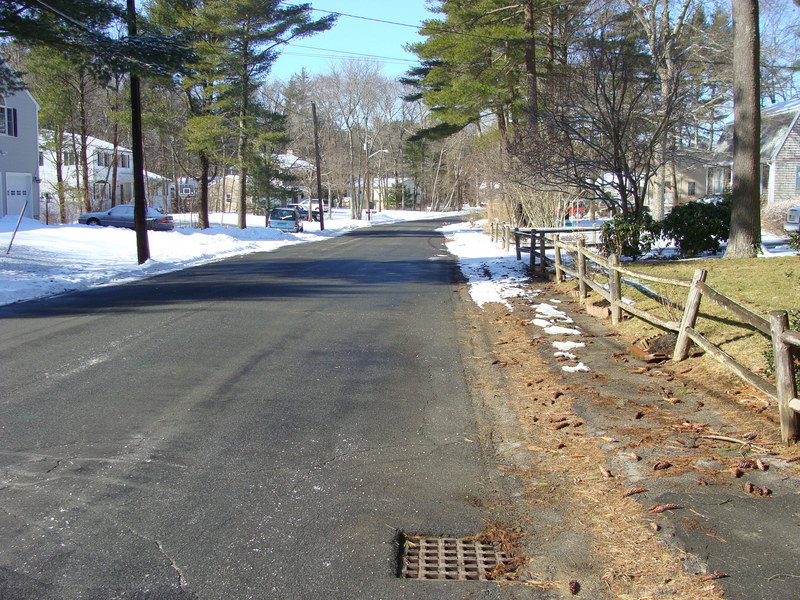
796,166,800,191
39,152,44,167
0,104,18,137
687,181,696,196
63,151,77,166
119,153,131,168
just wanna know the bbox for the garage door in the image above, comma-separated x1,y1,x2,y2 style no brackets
5,172,32,217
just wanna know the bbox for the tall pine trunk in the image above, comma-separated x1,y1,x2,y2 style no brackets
725,0,761,259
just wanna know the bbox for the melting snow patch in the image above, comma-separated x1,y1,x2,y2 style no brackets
562,363,590,373
553,341,585,351
544,325,582,335
534,303,573,323
554,351,577,360
531,318,552,328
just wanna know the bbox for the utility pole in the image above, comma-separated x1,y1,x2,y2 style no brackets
127,0,150,264
312,102,324,231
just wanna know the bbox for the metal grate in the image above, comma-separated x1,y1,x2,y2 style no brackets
399,535,510,581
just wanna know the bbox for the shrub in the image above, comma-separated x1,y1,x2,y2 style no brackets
788,233,800,253
659,197,731,257
601,211,656,260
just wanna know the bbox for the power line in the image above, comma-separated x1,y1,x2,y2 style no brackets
307,7,511,43
287,43,417,64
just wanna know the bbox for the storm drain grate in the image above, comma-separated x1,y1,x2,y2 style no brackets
399,535,511,581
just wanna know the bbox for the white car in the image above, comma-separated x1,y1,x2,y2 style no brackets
785,206,800,233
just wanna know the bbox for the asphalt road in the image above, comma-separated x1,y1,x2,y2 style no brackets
0,219,533,600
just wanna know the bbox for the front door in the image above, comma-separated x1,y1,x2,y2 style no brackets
5,172,32,217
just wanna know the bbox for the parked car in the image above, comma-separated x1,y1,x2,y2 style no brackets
78,204,175,231
290,201,324,221
286,203,309,219
784,206,800,233
267,207,303,233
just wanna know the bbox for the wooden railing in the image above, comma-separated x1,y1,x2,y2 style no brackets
506,225,800,445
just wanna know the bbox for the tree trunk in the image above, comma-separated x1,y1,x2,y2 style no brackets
725,0,761,259
523,0,539,136
198,151,211,229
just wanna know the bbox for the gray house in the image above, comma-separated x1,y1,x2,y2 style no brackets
0,88,40,219
707,99,800,204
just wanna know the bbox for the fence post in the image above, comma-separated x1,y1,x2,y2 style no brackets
674,269,707,361
608,253,622,325
554,234,563,283
770,310,800,445
576,237,587,300
538,231,546,275
503,224,510,251
514,228,521,260
529,231,535,270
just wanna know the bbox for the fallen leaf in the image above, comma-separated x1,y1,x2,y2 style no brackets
697,571,728,582
569,580,580,595
648,503,682,513
623,487,648,497
653,461,672,471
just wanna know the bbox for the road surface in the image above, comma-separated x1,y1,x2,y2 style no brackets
0,219,533,599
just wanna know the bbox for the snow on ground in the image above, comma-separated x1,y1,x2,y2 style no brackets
438,221,591,373
0,208,462,306
437,221,537,309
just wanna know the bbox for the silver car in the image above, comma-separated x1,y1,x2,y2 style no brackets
78,204,175,231
785,206,800,233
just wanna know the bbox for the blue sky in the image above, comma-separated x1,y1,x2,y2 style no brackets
269,1,433,81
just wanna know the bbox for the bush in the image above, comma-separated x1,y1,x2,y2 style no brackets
601,211,656,260
788,233,800,253
659,197,731,257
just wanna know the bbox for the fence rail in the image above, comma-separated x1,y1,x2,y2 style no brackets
505,224,800,445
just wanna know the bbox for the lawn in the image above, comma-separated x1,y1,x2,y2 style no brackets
560,255,800,377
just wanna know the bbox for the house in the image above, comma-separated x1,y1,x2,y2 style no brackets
207,150,315,211
706,99,800,204
0,88,40,219
38,131,169,222
645,151,708,210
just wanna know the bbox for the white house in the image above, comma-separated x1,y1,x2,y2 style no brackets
0,88,40,219
38,131,169,221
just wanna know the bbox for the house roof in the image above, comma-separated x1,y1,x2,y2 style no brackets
714,100,800,162
275,152,314,170
39,130,133,154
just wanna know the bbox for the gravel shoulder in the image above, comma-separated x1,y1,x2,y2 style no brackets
456,276,800,599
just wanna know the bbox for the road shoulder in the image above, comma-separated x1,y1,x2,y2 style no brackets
456,277,800,599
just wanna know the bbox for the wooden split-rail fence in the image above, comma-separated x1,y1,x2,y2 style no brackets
497,223,800,446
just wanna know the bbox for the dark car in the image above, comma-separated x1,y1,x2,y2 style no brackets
286,203,309,219
78,204,175,231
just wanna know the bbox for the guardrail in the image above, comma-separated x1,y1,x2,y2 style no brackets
505,224,800,445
